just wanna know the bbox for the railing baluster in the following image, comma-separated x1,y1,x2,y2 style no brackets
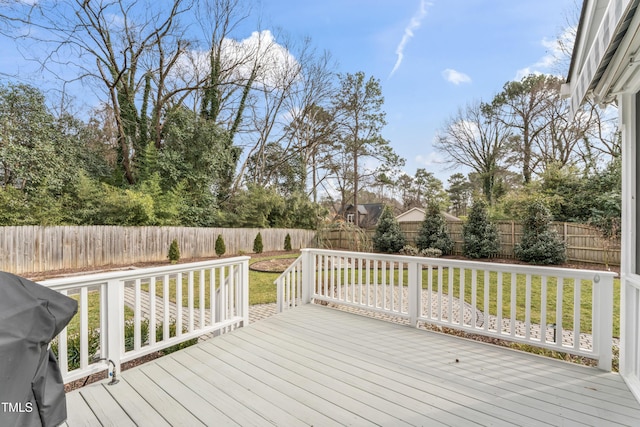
398,262,404,314
556,277,564,346
525,274,532,340
210,268,215,326
366,258,371,307
437,266,443,322
176,273,183,337
458,268,468,327
323,255,328,297
574,278,581,350
471,269,477,329
80,287,89,369
199,269,205,328
357,258,363,305
427,264,433,320
149,277,156,346
374,260,379,309
188,271,194,333
496,272,503,333
447,267,453,323
350,257,356,303
390,261,395,312
510,273,517,337
540,276,548,343
163,275,169,341
483,270,490,331
382,261,387,310
134,279,141,351
218,267,228,322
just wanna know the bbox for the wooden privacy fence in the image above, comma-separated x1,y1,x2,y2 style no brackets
0,226,316,275
318,220,621,267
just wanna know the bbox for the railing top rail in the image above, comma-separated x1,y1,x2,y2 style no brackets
302,248,617,280
39,256,251,290
275,255,302,280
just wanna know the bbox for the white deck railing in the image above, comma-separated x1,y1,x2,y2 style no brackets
40,257,250,384
277,249,617,370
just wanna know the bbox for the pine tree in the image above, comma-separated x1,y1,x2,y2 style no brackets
372,206,406,253
415,203,453,254
253,232,264,253
463,198,499,258
514,200,566,264
215,235,226,257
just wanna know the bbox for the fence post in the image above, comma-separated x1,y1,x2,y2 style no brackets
105,278,124,378
594,273,614,371
408,261,420,328
301,249,314,304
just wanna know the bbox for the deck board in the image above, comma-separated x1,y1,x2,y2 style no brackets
65,304,640,426
259,309,638,425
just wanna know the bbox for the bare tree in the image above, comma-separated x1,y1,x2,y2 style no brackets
534,82,595,172
435,100,512,204
281,46,337,202
10,0,195,184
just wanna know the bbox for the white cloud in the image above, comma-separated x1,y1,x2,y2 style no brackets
415,152,444,167
442,69,471,85
389,0,430,78
174,30,299,89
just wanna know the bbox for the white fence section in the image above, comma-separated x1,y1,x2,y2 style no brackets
40,257,250,384
278,248,617,370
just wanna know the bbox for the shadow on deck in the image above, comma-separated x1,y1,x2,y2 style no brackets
64,304,640,426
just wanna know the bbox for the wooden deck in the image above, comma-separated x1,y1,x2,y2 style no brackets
63,304,640,426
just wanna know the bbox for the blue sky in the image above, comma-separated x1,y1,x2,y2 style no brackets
260,0,578,183
0,0,578,186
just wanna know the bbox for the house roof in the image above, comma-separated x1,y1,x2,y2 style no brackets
339,203,386,227
395,207,462,222
564,0,640,113
395,207,425,221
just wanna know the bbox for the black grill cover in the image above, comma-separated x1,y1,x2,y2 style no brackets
0,272,78,427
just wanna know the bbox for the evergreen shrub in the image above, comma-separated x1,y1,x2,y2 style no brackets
372,206,406,253
284,233,292,251
514,200,566,264
253,232,264,253
168,239,180,263
463,198,500,258
215,234,226,257
415,203,453,254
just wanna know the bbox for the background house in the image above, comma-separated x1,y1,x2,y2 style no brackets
339,203,385,228
395,207,462,223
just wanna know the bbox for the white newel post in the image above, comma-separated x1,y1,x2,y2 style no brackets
301,249,313,305
105,278,124,377
594,273,614,371
241,259,250,326
408,261,420,328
